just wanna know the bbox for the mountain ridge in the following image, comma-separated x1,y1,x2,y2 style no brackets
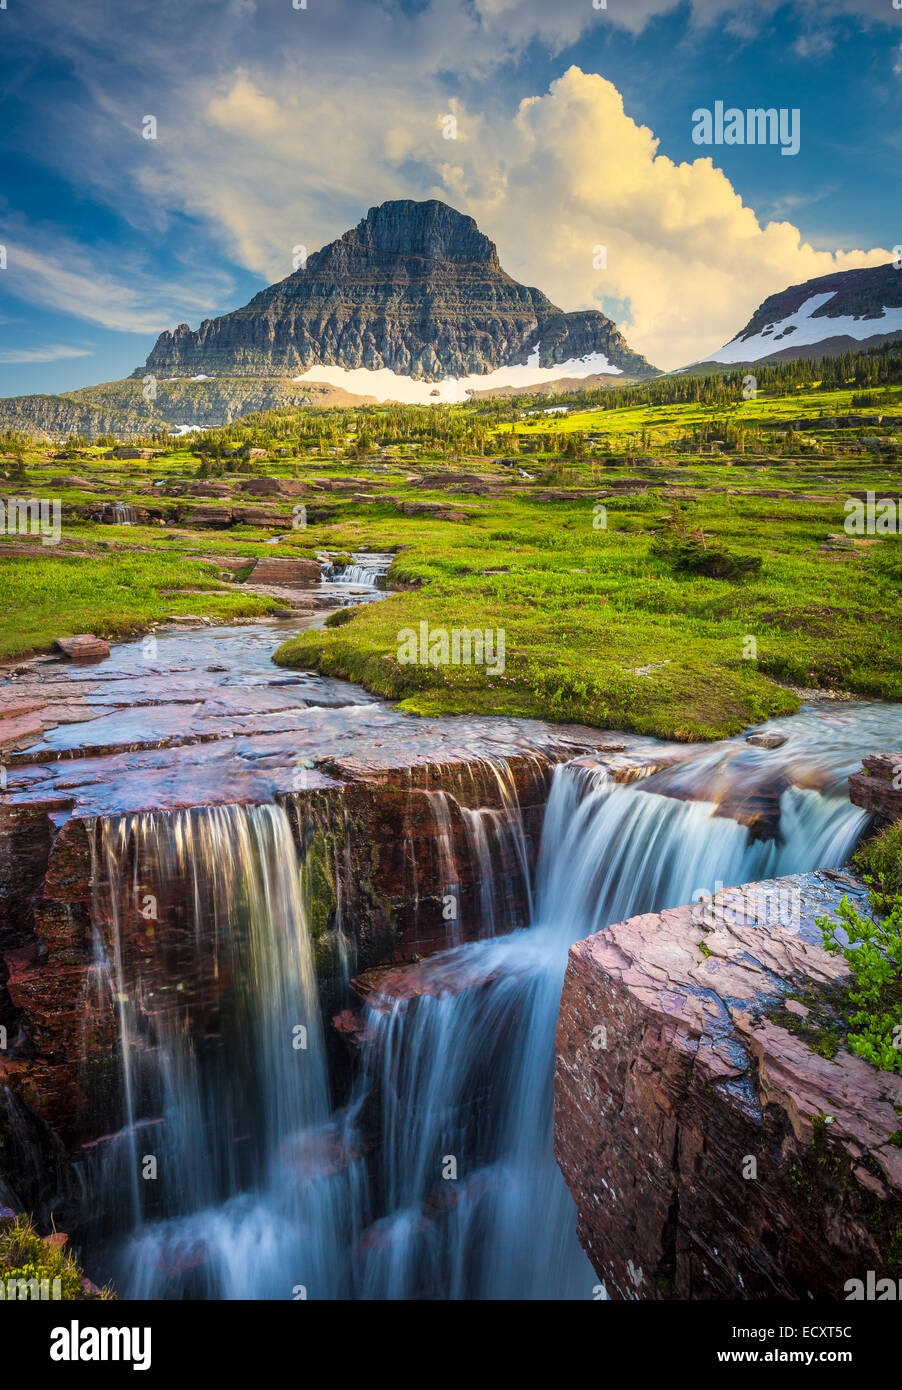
704,261,902,365
137,199,657,382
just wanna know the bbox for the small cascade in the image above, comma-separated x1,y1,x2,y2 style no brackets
354,931,592,1298
102,502,138,525
406,754,537,945
321,552,393,588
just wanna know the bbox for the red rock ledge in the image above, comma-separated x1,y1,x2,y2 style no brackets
553,870,902,1300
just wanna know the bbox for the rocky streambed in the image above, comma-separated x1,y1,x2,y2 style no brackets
0,617,900,1299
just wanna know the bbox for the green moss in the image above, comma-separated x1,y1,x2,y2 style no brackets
324,606,359,629
765,985,848,1061
0,1214,114,1300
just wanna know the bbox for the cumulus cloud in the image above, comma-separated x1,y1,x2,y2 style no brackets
444,68,891,366
5,0,898,373
136,65,890,368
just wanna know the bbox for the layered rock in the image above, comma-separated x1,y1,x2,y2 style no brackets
849,752,902,824
553,871,902,1299
247,556,322,587
139,200,656,382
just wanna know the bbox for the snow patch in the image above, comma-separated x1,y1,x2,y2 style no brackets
709,292,902,364
291,351,621,404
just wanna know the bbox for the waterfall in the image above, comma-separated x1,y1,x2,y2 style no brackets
408,756,536,945
323,552,393,587
84,803,366,1299
103,502,138,525
80,703,893,1298
348,712,878,1299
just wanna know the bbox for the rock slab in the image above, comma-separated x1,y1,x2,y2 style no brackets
553,870,902,1300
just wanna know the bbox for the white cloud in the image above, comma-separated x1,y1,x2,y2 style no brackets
0,344,93,364
135,64,890,369
1,222,237,335
7,1,898,372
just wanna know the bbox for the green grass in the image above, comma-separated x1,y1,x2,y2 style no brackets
500,383,901,440
4,383,901,738
273,482,902,738
0,550,276,660
854,820,902,914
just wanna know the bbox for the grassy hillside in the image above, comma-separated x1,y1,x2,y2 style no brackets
2,374,900,739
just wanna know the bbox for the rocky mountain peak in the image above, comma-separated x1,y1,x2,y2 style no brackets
138,198,656,382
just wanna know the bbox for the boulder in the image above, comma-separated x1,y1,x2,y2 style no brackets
231,506,293,527
849,753,902,823
54,635,110,662
239,478,308,497
554,870,902,1299
184,505,233,527
248,557,322,587
746,731,788,749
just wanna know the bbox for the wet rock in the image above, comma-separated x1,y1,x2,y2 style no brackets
0,713,46,751
54,635,110,662
554,869,902,1300
849,752,902,823
746,731,788,749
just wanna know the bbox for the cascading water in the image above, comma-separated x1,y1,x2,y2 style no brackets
342,705,888,1299
103,502,138,525
82,702,897,1299
408,756,535,946
84,803,367,1299
322,552,393,588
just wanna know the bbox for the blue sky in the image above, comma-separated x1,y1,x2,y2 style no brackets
1,0,899,390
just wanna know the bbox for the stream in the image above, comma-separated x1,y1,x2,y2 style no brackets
5,620,899,1299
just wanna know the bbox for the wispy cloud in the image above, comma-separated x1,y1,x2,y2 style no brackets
1,221,237,334
0,344,94,364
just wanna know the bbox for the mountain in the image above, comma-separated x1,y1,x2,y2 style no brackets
138,199,657,384
0,377,372,442
703,261,902,366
